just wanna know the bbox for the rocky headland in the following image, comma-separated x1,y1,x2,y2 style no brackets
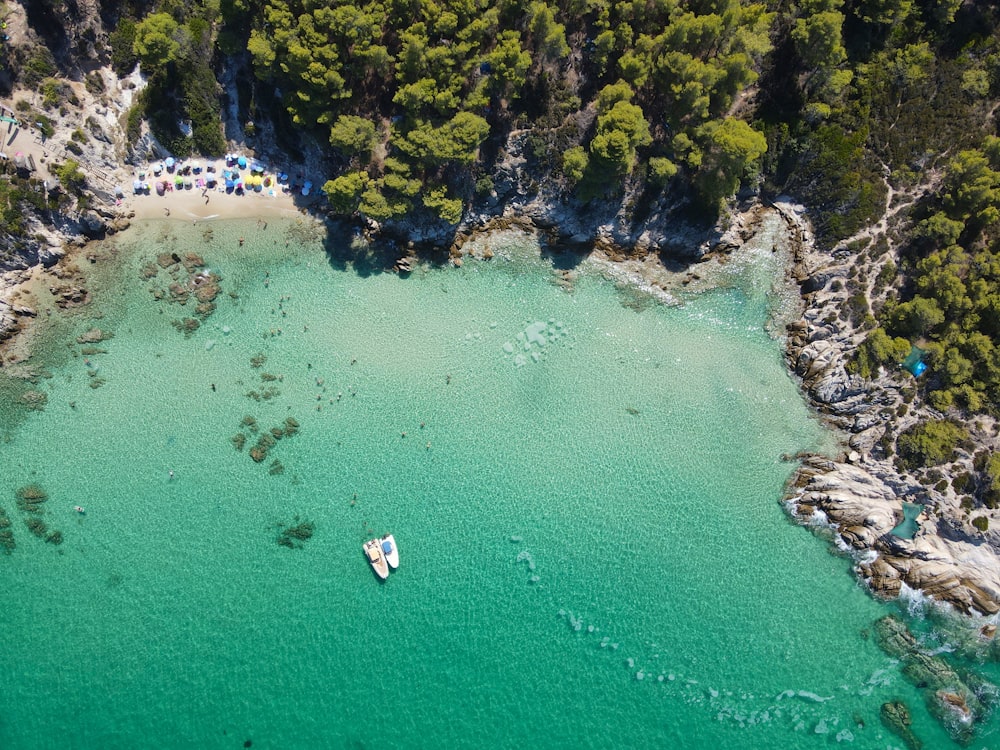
775,200,1000,617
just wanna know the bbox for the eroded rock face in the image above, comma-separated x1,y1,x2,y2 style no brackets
787,456,1000,616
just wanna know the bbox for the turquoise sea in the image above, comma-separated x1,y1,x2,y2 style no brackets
1,215,998,749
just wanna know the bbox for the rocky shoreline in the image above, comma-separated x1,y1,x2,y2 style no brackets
772,201,1000,617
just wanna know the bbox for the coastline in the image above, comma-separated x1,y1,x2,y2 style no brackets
2,53,1000,618
773,200,1000,618
6,195,1000,619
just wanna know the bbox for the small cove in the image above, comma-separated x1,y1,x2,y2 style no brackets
0,217,998,749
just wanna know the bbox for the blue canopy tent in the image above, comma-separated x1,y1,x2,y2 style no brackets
902,346,927,377
237,155,247,168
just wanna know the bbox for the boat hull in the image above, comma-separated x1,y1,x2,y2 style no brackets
381,534,399,569
363,539,390,579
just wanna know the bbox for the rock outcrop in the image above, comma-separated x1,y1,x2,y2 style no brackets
787,455,1000,615
776,198,1000,616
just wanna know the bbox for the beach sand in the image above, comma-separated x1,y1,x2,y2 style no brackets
123,182,313,222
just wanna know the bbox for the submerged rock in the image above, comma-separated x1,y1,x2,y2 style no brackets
76,327,112,344
881,701,921,750
277,520,314,549
874,615,995,745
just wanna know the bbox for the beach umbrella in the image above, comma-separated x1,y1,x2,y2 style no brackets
206,174,217,186
237,155,247,168
278,172,288,182
302,180,312,196
132,179,142,193
174,175,183,187
165,156,175,170
156,181,166,195
153,163,162,175
114,185,124,198
184,179,193,189
252,162,264,173
225,178,235,191
206,162,216,173
192,162,202,173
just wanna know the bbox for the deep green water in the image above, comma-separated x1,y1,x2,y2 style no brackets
1,217,998,749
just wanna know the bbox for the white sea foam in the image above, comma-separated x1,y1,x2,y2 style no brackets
797,691,833,703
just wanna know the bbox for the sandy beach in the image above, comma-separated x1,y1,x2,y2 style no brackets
2,90,320,226
123,180,312,222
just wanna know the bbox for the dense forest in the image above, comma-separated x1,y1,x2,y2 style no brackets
7,1,1000,430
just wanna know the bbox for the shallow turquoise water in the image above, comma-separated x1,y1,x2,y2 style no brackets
1,218,997,749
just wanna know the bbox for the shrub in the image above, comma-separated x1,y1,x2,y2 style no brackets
896,419,969,471
972,516,989,532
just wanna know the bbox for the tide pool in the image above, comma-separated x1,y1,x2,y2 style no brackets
0,217,997,749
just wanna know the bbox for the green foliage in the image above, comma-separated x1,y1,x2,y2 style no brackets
394,113,489,166
896,419,968,471
972,515,989,532
20,46,56,88
786,124,886,241
329,115,377,158
792,11,846,70
528,2,569,61
486,31,531,98
53,159,86,194
133,13,182,77
422,187,464,224
692,117,767,208
562,146,588,183
851,328,911,378
918,212,965,246
589,98,651,176
125,99,145,146
323,171,368,214
985,452,1000,508
110,17,140,76
647,157,678,187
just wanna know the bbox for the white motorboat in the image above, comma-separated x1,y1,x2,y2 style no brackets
381,534,399,569
363,538,389,580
